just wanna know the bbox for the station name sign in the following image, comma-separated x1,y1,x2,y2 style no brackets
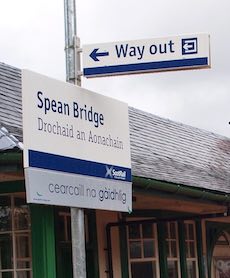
82,33,210,77
22,70,132,212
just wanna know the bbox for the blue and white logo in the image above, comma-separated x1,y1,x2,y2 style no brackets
105,165,113,179
182,38,198,55
105,165,127,180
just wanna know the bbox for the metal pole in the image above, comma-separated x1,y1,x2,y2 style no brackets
70,207,86,278
64,0,76,84
64,1,86,278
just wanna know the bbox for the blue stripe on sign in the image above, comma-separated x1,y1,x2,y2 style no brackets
28,150,132,182
83,57,209,77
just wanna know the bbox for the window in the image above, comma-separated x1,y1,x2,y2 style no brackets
0,194,32,278
184,221,198,278
127,222,159,278
55,208,73,278
57,210,71,243
166,222,180,278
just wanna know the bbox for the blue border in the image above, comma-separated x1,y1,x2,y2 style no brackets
28,150,132,182
83,57,209,77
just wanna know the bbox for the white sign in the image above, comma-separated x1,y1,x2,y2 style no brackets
22,70,132,212
82,33,210,77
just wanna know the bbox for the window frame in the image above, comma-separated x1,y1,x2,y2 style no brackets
165,221,181,278
184,220,199,278
127,221,160,278
0,193,32,277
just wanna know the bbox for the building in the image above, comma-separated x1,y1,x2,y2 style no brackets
1,62,230,278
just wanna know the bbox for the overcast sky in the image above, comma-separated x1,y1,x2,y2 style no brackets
0,0,230,137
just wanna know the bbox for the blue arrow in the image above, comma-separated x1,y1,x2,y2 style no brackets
90,48,109,62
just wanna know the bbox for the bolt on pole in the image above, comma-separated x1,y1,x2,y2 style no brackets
64,1,86,277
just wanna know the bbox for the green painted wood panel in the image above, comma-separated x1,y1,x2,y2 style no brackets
30,204,56,278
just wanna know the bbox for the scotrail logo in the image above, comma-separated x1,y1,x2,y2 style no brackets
105,165,127,180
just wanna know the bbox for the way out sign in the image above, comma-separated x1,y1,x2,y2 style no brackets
22,70,132,212
82,33,210,77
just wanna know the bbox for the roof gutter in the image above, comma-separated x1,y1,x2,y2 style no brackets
1,153,229,204
0,151,23,172
132,176,230,204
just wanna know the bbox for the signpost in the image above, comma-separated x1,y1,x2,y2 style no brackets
22,4,211,278
64,2,86,277
82,33,210,78
22,70,132,212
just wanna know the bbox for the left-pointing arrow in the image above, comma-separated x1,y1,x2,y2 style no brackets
90,48,109,62
183,43,193,51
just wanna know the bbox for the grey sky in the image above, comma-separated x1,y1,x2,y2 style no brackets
0,0,230,137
